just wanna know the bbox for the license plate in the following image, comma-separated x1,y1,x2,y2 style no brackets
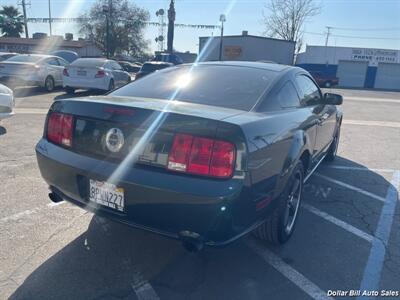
77,70,87,76
89,179,124,212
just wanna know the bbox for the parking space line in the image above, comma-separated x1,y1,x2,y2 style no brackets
324,165,394,173
315,173,386,203
246,238,333,300
14,108,48,115
132,281,160,300
0,202,65,224
302,203,373,243
345,97,400,104
343,119,400,129
358,170,400,299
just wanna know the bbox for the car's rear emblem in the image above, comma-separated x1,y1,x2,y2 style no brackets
105,128,125,153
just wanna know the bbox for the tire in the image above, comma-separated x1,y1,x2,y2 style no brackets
324,81,332,88
65,87,75,94
253,161,304,245
108,79,115,91
44,76,55,92
325,123,341,162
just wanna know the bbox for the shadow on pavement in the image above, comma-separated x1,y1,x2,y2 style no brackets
13,86,63,98
9,157,395,300
54,90,106,100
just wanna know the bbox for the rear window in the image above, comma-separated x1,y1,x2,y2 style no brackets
71,58,106,68
140,63,170,72
6,55,42,63
111,65,274,111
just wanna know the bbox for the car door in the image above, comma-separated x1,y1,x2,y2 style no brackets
295,74,336,159
110,61,128,87
44,58,63,85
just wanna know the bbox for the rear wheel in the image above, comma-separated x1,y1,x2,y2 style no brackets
108,79,115,91
44,76,55,92
325,124,341,162
253,162,304,244
65,87,75,94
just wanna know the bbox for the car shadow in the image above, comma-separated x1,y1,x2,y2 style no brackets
0,125,6,135
53,90,106,100
8,157,395,300
13,86,64,98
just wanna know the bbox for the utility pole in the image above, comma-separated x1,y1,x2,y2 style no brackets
48,0,52,36
21,0,29,38
167,0,175,53
218,14,226,61
325,26,332,46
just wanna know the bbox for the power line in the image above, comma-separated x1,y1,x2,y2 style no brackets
302,31,400,41
329,26,400,32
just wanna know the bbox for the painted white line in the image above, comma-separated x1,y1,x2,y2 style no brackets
324,165,394,173
357,170,400,300
0,202,65,224
246,238,333,300
343,119,400,129
345,96,400,104
315,173,386,203
302,203,373,243
132,281,160,300
14,108,48,115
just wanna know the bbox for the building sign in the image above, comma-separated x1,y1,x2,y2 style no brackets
351,48,398,66
224,45,242,59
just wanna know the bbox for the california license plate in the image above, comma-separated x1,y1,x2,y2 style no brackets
89,179,124,212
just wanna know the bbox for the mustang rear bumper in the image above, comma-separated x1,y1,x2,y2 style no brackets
35,139,257,246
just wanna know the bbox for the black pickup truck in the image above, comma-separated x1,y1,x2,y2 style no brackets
36,62,343,251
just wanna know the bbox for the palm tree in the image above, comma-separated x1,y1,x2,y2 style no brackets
0,6,25,37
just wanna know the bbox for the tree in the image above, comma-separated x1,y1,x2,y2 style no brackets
0,6,25,37
79,0,150,58
262,0,321,53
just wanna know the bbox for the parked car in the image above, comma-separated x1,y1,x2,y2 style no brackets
134,61,173,80
118,61,141,75
0,52,17,62
50,50,79,63
309,71,339,88
0,54,68,91
63,58,131,94
36,62,343,251
0,83,14,121
153,53,183,65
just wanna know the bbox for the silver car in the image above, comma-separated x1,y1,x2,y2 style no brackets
0,54,69,92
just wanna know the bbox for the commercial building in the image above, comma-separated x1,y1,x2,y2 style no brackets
198,31,295,65
0,36,102,57
296,45,400,90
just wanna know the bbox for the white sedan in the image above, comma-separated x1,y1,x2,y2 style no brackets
0,54,69,91
0,83,14,121
62,58,131,94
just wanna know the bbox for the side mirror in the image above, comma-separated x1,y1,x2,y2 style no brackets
324,93,343,105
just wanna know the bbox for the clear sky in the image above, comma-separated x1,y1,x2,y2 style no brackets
2,0,400,53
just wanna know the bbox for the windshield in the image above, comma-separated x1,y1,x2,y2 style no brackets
71,58,106,67
112,65,273,111
5,55,43,63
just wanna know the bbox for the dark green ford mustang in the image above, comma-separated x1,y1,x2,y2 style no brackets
36,61,343,251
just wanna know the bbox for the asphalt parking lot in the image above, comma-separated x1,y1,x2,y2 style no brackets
0,87,399,300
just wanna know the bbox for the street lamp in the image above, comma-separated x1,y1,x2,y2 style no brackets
102,4,110,59
218,14,226,61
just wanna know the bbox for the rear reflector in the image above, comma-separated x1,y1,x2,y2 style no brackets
47,113,74,147
167,133,235,178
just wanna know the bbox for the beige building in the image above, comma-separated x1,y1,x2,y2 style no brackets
0,37,102,57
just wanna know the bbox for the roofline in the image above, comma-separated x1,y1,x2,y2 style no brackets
305,44,400,52
199,34,296,44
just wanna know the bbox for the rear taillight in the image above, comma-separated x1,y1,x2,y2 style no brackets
167,133,236,178
63,68,69,76
95,69,105,78
47,113,74,147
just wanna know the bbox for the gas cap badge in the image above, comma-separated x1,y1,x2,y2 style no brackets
105,128,125,153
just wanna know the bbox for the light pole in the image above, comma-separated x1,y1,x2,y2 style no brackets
102,5,110,58
218,14,226,61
